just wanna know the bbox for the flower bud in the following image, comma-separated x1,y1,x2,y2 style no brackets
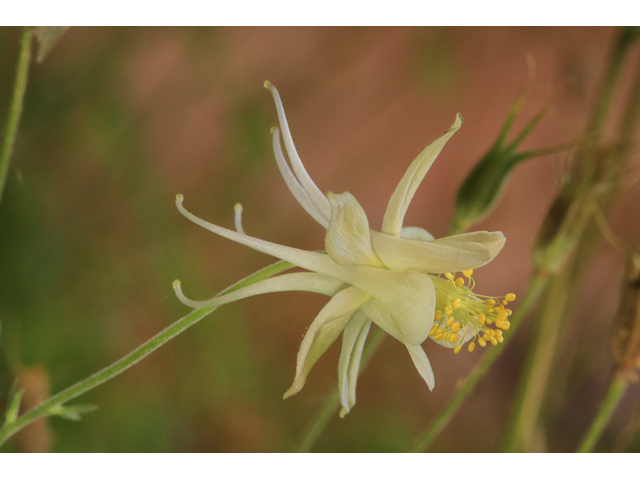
450,98,550,234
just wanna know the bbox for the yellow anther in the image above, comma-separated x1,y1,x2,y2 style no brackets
435,310,442,321
486,318,493,325
451,322,461,333
497,310,508,321
483,333,490,341
486,299,496,307
463,269,474,278
455,278,465,288
498,304,505,310
444,332,452,341
453,298,462,309
502,321,511,330
502,300,508,305
445,305,453,315
490,337,498,346
434,332,444,341
477,313,486,325
446,316,455,327
450,334,459,344
505,293,516,302
495,329,503,337
495,320,504,329
454,344,462,354
505,309,512,316
478,338,487,347
497,336,504,343
429,325,439,336
445,272,454,280
468,342,476,352
488,308,494,313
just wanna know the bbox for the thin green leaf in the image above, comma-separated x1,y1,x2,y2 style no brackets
49,404,98,422
4,385,24,426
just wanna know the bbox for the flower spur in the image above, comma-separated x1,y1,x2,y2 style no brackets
173,81,510,416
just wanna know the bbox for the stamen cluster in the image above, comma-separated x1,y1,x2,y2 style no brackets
429,270,516,353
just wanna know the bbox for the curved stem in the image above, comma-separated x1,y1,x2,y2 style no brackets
0,260,293,448
294,326,386,452
410,273,548,452
0,26,32,204
577,372,628,452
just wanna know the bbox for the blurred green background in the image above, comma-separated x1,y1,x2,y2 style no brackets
1,26,639,452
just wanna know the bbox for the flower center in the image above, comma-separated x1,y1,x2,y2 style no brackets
428,270,516,353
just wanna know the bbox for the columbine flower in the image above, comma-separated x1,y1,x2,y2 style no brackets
174,81,513,416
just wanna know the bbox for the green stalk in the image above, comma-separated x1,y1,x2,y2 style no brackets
501,269,572,451
410,273,549,452
576,373,628,452
588,27,638,137
0,26,32,204
295,327,386,452
0,260,293,448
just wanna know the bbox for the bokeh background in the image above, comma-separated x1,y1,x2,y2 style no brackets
1,26,639,452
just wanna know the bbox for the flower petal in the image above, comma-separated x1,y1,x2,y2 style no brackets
400,226,434,242
284,287,371,399
326,192,384,267
173,272,346,309
338,312,371,417
370,230,503,273
405,344,435,391
358,270,435,345
271,127,329,228
430,231,506,260
265,81,331,221
382,114,463,237
177,196,436,345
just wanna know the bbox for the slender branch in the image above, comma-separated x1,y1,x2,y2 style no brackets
0,26,32,204
294,327,386,453
410,273,549,452
576,372,628,452
501,269,572,451
0,260,293,448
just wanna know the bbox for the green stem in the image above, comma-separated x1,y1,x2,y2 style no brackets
294,326,386,453
410,273,549,452
0,26,32,204
0,260,293,448
501,269,572,452
576,372,628,452
588,27,638,137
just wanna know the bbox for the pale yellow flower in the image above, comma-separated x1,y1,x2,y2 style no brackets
174,82,511,416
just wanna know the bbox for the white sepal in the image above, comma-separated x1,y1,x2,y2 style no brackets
405,344,435,391
284,287,371,398
338,312,372,417
326,192,384,267
382,114,463,238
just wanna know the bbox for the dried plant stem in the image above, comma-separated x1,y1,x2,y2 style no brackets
577,372,628,452
0,27,32,204
410,273,549,453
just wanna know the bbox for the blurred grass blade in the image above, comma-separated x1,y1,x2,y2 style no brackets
33,27,69,63
0,26,32,204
